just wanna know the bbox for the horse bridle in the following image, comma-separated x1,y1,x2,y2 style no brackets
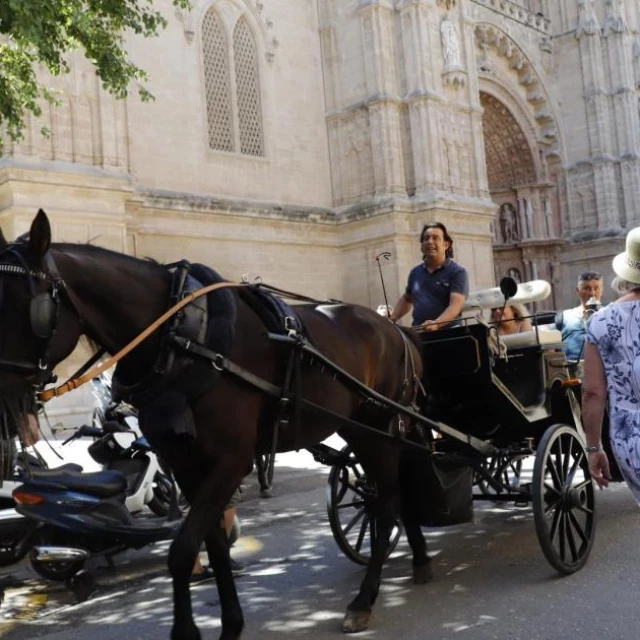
0,245,67,389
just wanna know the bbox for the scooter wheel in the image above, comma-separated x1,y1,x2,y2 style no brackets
30,550,85,582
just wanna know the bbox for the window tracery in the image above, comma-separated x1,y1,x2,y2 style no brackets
202,6,264,156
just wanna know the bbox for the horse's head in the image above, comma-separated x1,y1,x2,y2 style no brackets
0,210,82,438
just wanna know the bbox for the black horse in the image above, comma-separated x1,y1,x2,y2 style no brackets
0,210,434,639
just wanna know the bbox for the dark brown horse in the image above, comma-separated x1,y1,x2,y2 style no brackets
0,211,433,639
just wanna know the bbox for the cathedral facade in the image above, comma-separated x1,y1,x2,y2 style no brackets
1,0,639,316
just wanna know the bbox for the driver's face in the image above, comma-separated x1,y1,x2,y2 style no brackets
577,279,603,306
421,228,450,264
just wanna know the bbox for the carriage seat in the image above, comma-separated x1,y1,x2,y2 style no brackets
499,329,562,351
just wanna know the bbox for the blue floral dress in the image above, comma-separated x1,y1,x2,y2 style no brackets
586,301,640,499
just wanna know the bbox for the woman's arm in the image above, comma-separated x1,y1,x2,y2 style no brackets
582,342,611,488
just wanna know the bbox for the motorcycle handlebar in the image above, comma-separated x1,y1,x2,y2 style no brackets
61,424,104,445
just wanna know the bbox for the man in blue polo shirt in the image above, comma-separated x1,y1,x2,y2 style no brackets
389,222,469,330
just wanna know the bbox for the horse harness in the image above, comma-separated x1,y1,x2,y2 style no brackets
0,244,70,390
0,243,426,465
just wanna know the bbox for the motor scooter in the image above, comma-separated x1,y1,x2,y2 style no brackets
13,425,183,581
0,442,82,568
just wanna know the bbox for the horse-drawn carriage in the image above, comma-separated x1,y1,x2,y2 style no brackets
311,277,611,575
1,211,620,638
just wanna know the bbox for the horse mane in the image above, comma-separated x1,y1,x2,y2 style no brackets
53,242,165,274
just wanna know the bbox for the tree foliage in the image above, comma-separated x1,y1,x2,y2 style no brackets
0,0,189,152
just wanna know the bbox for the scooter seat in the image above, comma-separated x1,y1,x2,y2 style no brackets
24,469,128,498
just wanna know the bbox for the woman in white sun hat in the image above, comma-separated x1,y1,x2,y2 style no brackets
583,227,640,497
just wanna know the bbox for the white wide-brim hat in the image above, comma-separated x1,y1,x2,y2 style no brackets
612,227,640,285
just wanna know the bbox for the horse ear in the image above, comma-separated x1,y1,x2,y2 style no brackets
0,226,8,251
28,209,52,262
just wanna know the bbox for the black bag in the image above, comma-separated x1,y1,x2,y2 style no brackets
399,449,473,527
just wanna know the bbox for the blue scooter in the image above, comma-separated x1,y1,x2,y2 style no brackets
12,428,183,581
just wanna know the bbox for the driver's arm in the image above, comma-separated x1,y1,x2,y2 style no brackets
431,292,466,325
389,293,413,323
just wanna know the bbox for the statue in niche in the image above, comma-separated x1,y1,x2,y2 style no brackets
525,198,534,237
440,16,461,69
499,203,518,244
507,268,522,284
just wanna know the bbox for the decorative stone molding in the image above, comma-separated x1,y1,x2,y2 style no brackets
436,0,456,8
176,6,196,43
633,40,640,89
603,0,628,37
475,24,558,149
576,0,600,38
178,0,279,63
470,0,550,35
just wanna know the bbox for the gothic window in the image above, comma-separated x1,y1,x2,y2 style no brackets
202,8,264,157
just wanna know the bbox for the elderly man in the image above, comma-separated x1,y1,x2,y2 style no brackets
556,271,603,362
389,222,469,331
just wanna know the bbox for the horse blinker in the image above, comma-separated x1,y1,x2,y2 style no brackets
30,291,57,339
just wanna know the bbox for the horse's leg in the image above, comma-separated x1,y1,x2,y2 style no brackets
340,438,400,634
168,509,212,640
169,469,245,640
400,500,432,584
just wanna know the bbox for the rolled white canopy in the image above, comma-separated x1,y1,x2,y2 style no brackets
463,280,552,312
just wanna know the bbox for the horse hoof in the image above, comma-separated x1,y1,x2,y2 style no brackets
413,562,433,585
260,488,273,499
171,624,202,640
342,609,371,634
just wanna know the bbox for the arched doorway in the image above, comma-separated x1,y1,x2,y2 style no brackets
480,91,562,309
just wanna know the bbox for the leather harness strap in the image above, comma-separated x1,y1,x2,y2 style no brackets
38,281,251,402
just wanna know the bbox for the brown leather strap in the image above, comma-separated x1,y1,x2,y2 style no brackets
39,281,248,402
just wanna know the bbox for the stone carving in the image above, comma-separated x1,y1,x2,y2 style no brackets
525,198,534,237
576,0,600,38
544,197,553,237
507,267,522,283
175,6,195,43
436,0,456,8
441,16,462,69
603,0,628,36
500,203,518,243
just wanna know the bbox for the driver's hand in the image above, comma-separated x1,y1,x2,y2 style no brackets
421,320,438,332
588,451,611,489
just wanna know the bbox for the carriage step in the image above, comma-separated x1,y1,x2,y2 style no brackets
306,443,349,467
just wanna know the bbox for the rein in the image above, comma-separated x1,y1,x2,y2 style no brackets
38,280,339,403
38,281,251,402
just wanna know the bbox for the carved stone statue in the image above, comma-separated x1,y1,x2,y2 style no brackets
507,267,522,284
499,203,518,244
440,16,461,69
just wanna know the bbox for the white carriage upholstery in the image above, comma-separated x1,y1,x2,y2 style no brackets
462,279,562,353
499,329,562,350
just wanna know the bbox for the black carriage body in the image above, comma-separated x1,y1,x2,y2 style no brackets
419,323,577,447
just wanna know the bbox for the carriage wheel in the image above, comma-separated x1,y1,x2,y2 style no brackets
476,455,523,498
532,424,595,575
326,446,402,566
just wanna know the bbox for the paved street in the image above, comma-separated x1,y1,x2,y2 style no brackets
2,446,640,640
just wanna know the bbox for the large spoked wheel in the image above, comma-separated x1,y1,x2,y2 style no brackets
532,424,595,574
326,446,402,566
476,455,524,498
